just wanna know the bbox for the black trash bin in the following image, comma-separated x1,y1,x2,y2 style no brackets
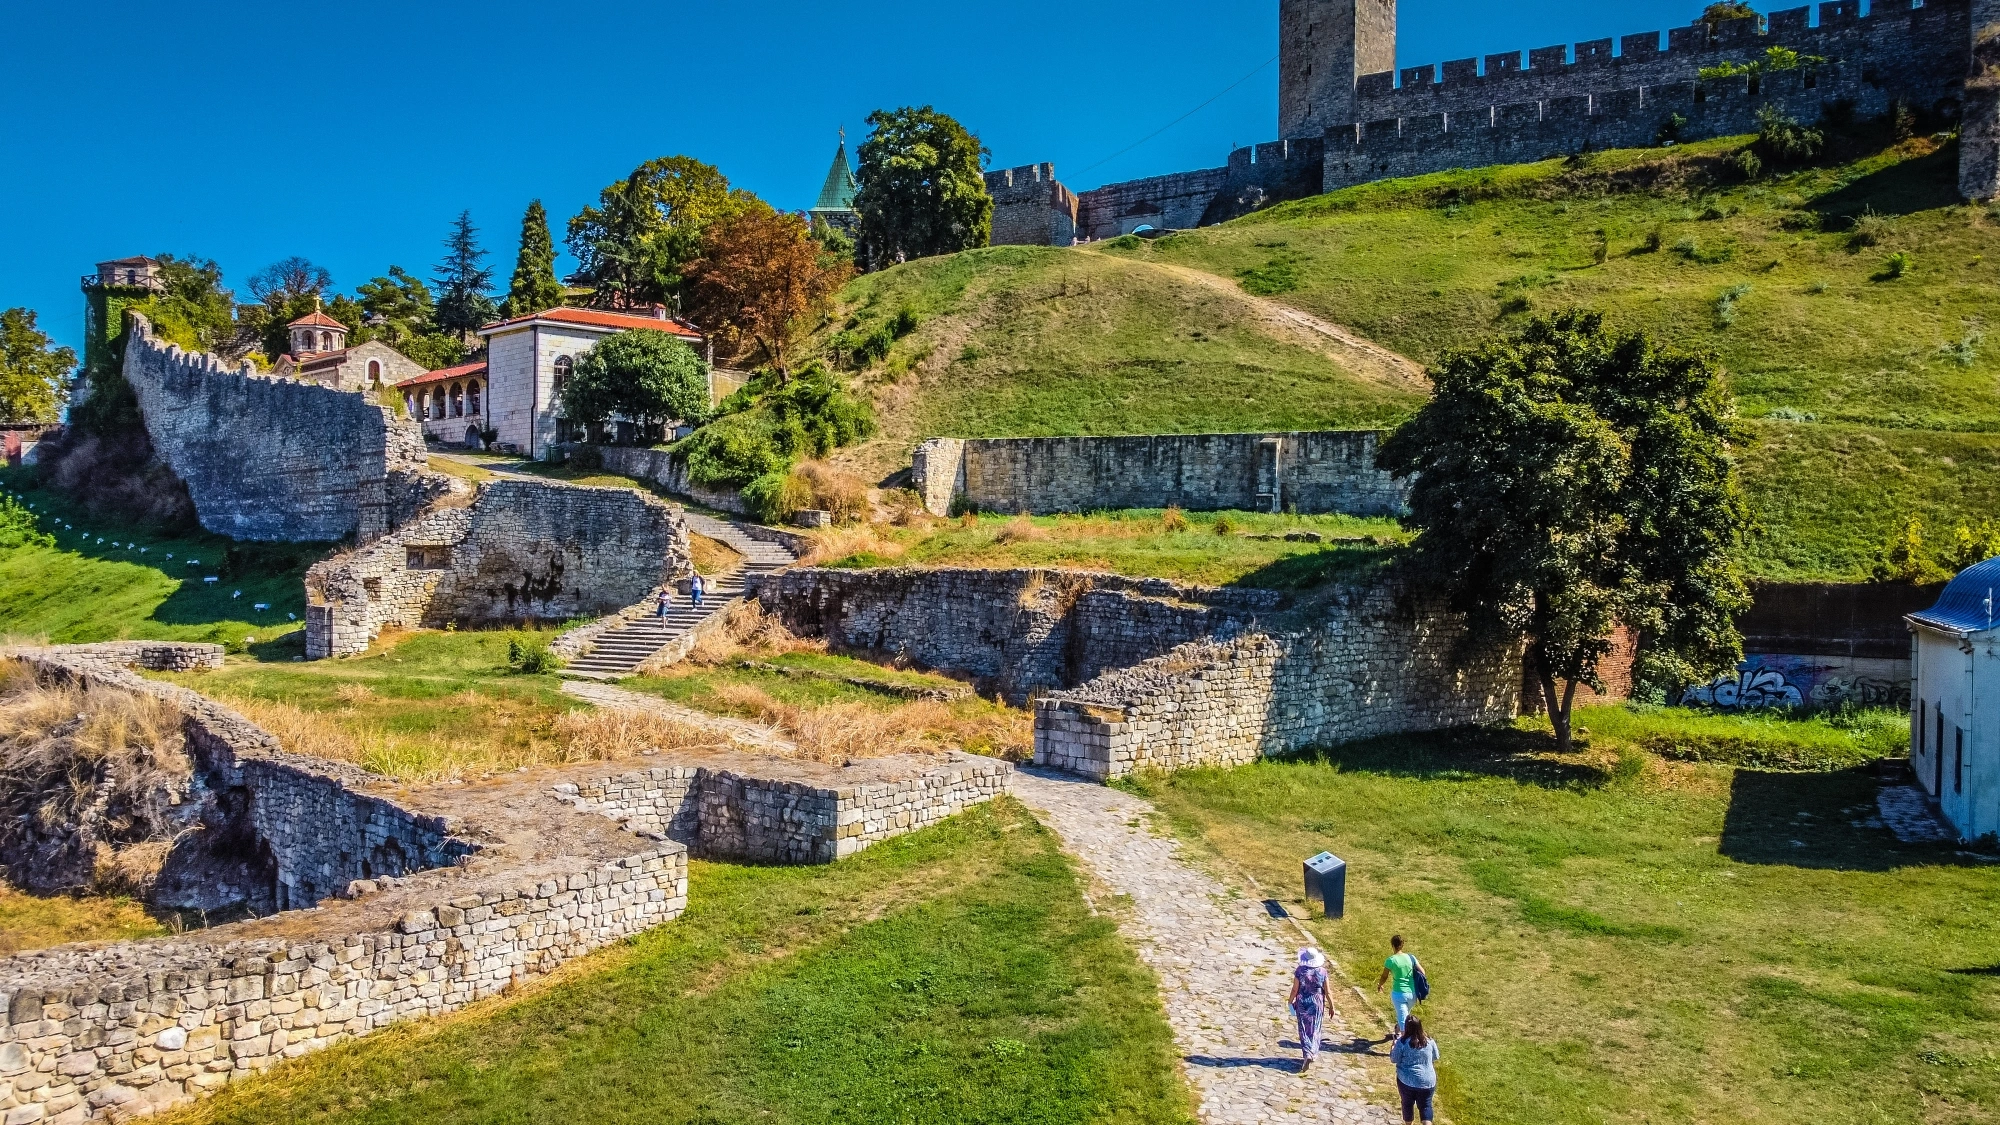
1304,851,1346,918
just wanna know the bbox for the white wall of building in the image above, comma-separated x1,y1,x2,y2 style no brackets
1911,627,2000,841
484,324,611,458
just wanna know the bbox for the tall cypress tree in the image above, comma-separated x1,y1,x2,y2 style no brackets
501,200,567,319
433,210,498,340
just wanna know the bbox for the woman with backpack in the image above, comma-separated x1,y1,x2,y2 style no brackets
1286,947,1333,1073
1390,1015,1440,1123
1374,934,1428,1038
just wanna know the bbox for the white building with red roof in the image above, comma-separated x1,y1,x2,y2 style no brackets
472,305,703,458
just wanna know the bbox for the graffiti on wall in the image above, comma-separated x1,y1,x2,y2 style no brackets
1679,654,1911,712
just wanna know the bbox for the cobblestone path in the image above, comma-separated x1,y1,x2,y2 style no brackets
1013,769,1393,1124
559,680,799,755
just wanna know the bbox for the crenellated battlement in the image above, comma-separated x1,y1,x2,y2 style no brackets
1353,1,1968,125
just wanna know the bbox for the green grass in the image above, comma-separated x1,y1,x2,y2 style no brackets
826,243,1423,450
0,885,167,954
163,800,1194,1125
154,631,577,780
0,468,319,650
1098,134,1997,578
814,509,1405,588
1128,704,2000,1125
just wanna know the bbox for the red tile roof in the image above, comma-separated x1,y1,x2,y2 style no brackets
478,306,702,340
395,362,487,390
288,309,349,330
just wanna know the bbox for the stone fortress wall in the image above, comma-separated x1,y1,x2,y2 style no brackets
983,163,1080,246
758,566,1524,778
0,644,1011,1123
304,478,691,659
910,430,1407,518
120,312,457,543
983,2,1986,246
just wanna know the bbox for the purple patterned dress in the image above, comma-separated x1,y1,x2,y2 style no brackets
1292,963,1329,1060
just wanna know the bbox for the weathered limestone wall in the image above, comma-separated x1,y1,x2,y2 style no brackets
910,431,1406,518
1033,584,1525,779
1964,0,2000,199
120,313,457,543
573,444,750,515
304,479,689,658
558,755,1013,864
984,163,1080,246
761,567,1283,705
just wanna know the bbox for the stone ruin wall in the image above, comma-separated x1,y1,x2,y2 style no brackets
760,566,1285,705
1063,1,1978,240
305,478,691,658
1033,584,1527,780
557,755,1014,865
911,431,1408,518
120,312,457,544
0,644,1013,1122
984,163,1081,247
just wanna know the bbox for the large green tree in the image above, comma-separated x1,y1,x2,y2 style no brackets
138,256,237,354
0,308,76,424
1377,310,1750,750
502,200,567,319
557,330,710,440
434,211,499,340
853,106,992,270
565,156,750,311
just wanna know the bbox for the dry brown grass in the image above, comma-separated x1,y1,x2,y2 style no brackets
689,532,744,576
797,522,908,567
700,681,1031,763
995,515,1048,545
550,709,743,760
793,461,870,521
688,601,825,666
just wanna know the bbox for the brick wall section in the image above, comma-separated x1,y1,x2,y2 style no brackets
1076,167,1231,241
910,431,1407,518
120,313,458,544
761,567,1284,704
579,444,750,515
1033,583,1526,779
304,478,690,658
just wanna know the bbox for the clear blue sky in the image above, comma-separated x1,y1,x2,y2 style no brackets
2,1,1735,352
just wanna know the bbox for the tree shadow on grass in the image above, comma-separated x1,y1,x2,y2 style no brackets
1808,143,1961,225
1231,545,1396,591
1720,765,1970,872
1274,725,1611,790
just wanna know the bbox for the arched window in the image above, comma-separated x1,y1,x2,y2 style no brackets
429,389,443,420
319,331,332,351
403,392,415,418
553,355,572,393
450,383,464,417
467,379,481,415
367,359,382,384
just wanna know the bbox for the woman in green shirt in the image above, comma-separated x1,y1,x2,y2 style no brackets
1375,934,1420,1037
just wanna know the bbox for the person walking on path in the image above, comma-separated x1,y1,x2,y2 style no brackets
690,572,705,608
1391,1016,1440,1123
655,587,672,620
1375,934,1422,1038
1287,947,1333,1073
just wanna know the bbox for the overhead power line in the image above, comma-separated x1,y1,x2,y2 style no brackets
1074,54,1279,177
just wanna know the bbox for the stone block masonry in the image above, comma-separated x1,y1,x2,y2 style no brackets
911,430,1407,518
120,312,458,543
761,566,1285,705
1033,582,1526,779
557,753,1013,864
984,163,1079,247
304,478,690,658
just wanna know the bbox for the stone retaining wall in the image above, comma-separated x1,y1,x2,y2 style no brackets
760,567,1284,704
304,478,690,658
911,431,1407,518
1033,583,1525,779
557,754,1014,864
119,313,458,544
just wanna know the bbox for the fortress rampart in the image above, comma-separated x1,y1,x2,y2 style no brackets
121,312,455,543
1036,2,1987,246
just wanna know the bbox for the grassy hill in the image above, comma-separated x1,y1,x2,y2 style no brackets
825,133,2000,580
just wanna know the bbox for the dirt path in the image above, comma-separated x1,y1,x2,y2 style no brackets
1131,258,1428,394
1013,769,1394,1124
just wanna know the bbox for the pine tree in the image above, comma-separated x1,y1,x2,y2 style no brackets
433,210,498,340
501,200,567,319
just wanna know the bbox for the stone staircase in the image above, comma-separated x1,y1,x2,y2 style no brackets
559,513,798,681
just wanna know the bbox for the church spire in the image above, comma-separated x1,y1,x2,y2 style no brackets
812,132,857,214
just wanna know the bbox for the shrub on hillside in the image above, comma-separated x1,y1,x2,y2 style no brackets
507,636,562,674
1755,105,1824,164
0,494,51,550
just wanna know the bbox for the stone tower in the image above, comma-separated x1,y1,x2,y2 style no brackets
1963,0,2000,199
1278,0,1397,140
